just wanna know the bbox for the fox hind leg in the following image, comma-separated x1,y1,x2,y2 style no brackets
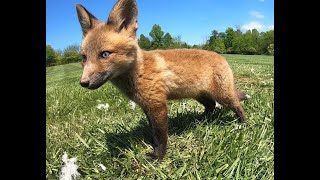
195,93,216,118
231,103,246,123
215,93,246,123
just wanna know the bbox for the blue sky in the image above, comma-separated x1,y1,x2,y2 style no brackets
46,0,274,50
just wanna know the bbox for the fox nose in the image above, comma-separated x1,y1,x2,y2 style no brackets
80,80,90,87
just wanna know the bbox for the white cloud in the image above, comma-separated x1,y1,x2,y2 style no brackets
241,22,265,31
259,0,265,2
268,25,274,30
249,11,264,19
241,22,274,31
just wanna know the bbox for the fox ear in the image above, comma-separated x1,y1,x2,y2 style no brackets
106,0,138,36
76,4,100,37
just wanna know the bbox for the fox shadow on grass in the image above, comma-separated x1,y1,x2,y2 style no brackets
104,108,237,158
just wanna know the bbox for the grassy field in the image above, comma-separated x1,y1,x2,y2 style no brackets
46,54,274,179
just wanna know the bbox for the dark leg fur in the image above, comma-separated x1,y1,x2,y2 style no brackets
224,100,246,123
211,89,246,122
235,91,247,122
143,102,168,159
196,94,216,116
237,91,247,101
143,109,152,129
230,104,246,123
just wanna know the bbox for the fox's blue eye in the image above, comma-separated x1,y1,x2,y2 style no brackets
101,51,111,59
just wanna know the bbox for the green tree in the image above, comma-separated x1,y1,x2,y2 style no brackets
192,44,202,49
231,29,243,54
258,30,274,54
225,27,236,53
64,44,80,53
149,24,164,49
206,30,219,50
181,42,190,48
56,49,63,56
46,45,59,67
163,33,174,49
242,30,256,55
62,44,82,64
212,38,226,54
217,32,226,40
55,49,63,65
211,30,218,39
251,29,259,52
231,29,257,54
138,34,151,50
267,43,274,55
171,35,191,49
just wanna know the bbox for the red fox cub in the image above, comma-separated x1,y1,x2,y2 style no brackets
76,0,247,159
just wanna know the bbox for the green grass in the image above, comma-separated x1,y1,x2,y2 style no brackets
46,54,274,179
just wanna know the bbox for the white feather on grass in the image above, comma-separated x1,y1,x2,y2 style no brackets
215,102,223,109
60,152,80,180
129,100,136,110
245,94,251,99
97,103,109,110
98,163,106,171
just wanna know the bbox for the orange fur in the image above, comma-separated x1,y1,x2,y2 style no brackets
76,0,246,159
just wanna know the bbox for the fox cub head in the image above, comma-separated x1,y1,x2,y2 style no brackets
76,0,138,89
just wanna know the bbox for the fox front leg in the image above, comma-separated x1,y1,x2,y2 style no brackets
143,101,168,159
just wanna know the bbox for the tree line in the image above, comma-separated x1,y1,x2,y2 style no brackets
46,24,274,67
139,24,274,55
46,44,82,67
